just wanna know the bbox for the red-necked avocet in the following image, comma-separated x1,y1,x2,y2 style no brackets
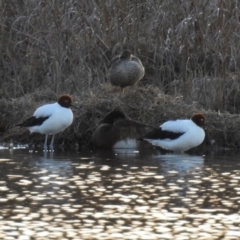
141,113,205,153
17,95,74,151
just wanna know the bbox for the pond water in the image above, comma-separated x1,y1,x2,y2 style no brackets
0,147,239,240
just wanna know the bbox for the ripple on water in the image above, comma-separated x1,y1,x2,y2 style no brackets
0,150,239,239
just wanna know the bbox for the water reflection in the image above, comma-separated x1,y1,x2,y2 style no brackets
0,149,239,239
151,153,204,175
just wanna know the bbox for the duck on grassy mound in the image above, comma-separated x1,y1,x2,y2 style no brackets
17,95,74,151
91,109,153,149
109,50,145,92
141,113,205,153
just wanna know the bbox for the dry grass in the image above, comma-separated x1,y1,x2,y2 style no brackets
1,85,240,150
1,0,240,148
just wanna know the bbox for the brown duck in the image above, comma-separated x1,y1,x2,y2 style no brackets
109,50,145,92
91,109,153,149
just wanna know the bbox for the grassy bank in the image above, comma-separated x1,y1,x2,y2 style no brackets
1,0,240,149
1,84,240,150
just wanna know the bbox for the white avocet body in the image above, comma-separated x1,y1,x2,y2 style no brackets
17,95,73,150
143,113,205,152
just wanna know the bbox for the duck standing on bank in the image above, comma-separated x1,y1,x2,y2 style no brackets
91,109,154,149
109,50,145,92
17,95,74,151
141,113,205,153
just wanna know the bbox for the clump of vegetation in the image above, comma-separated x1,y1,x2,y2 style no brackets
2,85,240,150
1,0,240,149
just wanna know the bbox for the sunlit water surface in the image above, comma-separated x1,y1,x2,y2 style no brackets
0,147,239,240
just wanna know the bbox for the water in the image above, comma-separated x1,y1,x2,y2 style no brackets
0,148,240,239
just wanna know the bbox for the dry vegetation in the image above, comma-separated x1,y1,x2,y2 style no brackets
1,0,240,149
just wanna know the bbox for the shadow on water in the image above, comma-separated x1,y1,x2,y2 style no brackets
0,147,239,239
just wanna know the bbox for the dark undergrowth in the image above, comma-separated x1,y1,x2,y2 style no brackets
1,85,240,150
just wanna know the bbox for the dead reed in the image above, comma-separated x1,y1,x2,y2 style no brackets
1,0,240,148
